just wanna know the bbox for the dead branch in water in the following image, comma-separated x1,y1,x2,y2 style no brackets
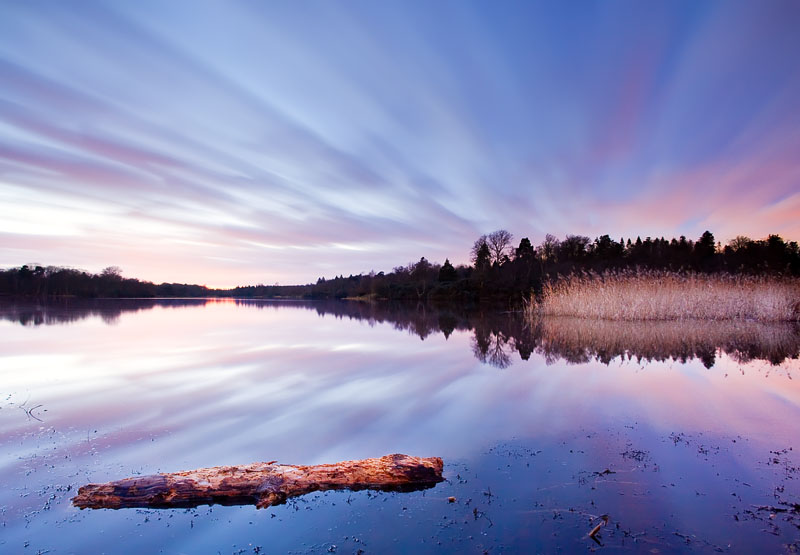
18,396,44,422
72,453,444,510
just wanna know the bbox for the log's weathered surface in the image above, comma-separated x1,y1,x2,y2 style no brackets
72,454,443,510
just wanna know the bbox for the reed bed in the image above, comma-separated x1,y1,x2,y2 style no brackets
532,271,800,321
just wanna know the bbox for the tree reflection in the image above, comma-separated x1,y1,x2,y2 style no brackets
3,298,798,368
0,298,209,327
295,302,800,369
471,322,513,369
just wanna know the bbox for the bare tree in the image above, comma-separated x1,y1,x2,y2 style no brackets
559,235,591,260
411,257,432,299
727,235,752,252
538,234,560,263
486,229,513,265
101,266,123,279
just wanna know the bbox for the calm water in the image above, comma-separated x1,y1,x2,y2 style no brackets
1,299,799,553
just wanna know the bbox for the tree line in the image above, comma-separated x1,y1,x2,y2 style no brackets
308,230,800,303
0,264,312,299
1,230,797,302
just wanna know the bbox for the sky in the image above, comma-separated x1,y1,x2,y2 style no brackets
1,0,799,287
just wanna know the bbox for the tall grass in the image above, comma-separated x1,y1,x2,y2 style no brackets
531,271,800,321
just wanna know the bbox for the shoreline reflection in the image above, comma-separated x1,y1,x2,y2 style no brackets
2,298,798,368
0,298,209,326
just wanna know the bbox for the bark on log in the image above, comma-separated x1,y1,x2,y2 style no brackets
72,453,444,510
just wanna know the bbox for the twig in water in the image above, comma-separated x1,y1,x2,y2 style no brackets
588,514,609,544
19,398,43,422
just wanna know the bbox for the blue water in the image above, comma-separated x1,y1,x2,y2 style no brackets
1,299,798,553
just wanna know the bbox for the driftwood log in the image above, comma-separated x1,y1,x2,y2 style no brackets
72,453,443,510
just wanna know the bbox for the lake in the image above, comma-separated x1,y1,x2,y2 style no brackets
1,299,799,553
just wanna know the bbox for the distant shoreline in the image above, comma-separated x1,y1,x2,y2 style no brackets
2,231,798,304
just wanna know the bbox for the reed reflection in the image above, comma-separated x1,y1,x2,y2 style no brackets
3,298,798,367
533,317,800,368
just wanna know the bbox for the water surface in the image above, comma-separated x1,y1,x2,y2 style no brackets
1,299,799,552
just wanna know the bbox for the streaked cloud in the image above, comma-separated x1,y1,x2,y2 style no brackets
1,0,798,286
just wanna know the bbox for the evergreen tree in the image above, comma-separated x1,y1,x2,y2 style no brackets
475,242,491,271
515,237,535,260
438,259,458,282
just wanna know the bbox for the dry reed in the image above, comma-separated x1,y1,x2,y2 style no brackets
533,271,800,321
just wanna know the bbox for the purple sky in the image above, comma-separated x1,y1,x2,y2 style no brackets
1,1,799,287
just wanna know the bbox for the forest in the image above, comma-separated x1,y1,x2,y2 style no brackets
1,231,798,303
